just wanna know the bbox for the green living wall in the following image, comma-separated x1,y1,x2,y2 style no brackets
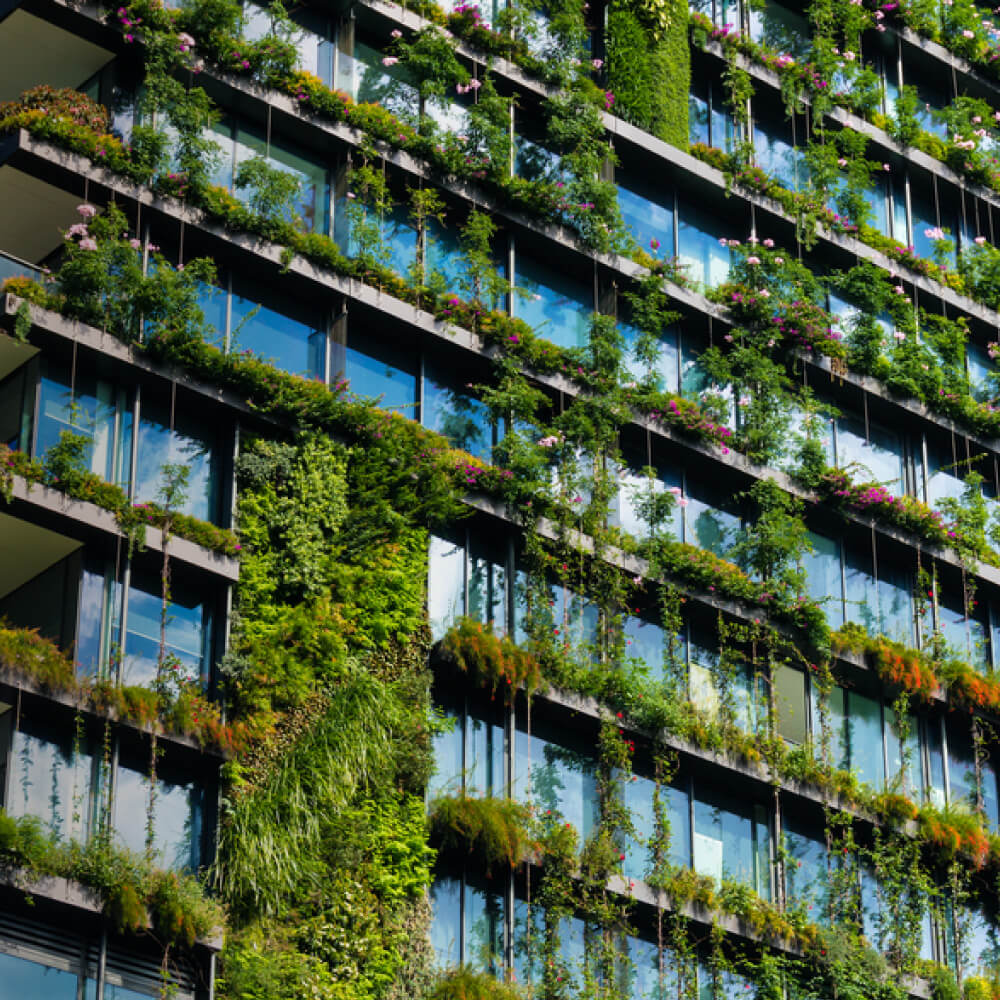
605,0,690,147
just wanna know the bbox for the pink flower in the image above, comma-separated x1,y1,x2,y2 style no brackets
382,56,399,66
762,238,774,248
774,256,784,265
78,237,98,251
77,204,97,218
747,255,761,265
391,28,402,37
129,238,142,250
975,235,987,246
592,58,603,68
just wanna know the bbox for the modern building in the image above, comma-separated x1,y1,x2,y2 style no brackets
0,0,999,997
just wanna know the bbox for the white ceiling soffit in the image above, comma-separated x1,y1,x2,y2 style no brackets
0,509,80,600
0,166,80,263
0,9,113,103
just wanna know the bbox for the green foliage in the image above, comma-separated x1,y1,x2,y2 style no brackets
606,0,689,148
430,969,525,1000
429,794,534,872
235,155,304,226
0,810,220,947
437,618,542,699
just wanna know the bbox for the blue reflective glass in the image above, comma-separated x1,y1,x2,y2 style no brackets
426,217,466,291
753,110,801,190
0,951,78,998
423,361,492,459
232,121,330,234
113,763,203,870
623,612,666,681
844,538,877,634
465,881,505,972
35,368,132,492
967,340,995,402
846,690,884,788
338,40,420,122
834,413,903,493
427,533,465,641
783,816,828,918
513,728,599,842
344,337,418,416
617,182,674,258
693,785,769,896
622,773,655,882
8,720,92,841
678,204,732,286
684,480,739,557
947,718,978,810
877,558,913,646
804,531,844,628
430,877,462,968
748,0,810,57
514,254,591,349
620,320,680,390
230,292,325,380
119,571,206,688
135,397,218,522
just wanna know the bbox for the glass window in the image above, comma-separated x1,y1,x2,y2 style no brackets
35,363,133,493
774,666,807,744
430,699,505,800
337,38,420,122
428,533,465,641
846,690,884,788
877,555,914,646
430,876,462,968
968,341,995,402
693,784,770,897
620,320,680,391
885,705,922,798
134,394,220,523
946,718,978,811
678,203,732,287
423,360,492,460
804,531,844,628
783,816,828,919
622,611,668,684
76,562,121,678
617,178,674,258
113,760,204,871
230,281,326,380
748,0,811,58
426,216,466,291
513,722,599,843
6,714,93,842
117,568,210,688
514,253,592,350
753,103,801,190
611,459,682,542
684,479,739,557
925,439,965,506
0,951,78,998
844,538,877,634
834,412,904,494
343,331,418,416
232,120,330,234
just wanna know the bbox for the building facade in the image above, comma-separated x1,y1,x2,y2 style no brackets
0,0,999,997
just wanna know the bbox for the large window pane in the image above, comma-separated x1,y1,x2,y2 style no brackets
0,951,78,998
514,254,592,350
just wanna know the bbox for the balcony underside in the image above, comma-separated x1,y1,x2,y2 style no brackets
0,7,112,102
